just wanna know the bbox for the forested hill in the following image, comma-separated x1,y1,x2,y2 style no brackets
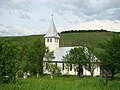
0,31,119,49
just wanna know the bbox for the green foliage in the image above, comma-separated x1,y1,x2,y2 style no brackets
63,47,86,64
61,29,108,33
63,47,100,77
99,35,120,79
44,48,55,61
0,36,45,79
27,39,45,75
84,47,99,76
0,40,19,83
50,64,61,76
44,48,55,75
63,47,86,76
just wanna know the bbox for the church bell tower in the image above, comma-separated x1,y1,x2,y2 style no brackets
44,15,60,51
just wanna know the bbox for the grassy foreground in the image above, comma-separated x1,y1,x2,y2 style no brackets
0,75,120,90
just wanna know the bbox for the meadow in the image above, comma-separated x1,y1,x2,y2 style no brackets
0,74,120,90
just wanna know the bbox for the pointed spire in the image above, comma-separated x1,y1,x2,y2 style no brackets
44,15,60,38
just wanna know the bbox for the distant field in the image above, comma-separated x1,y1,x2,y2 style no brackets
60,32,115,47
0,74,120,90
0,32,116,47
0,32,118,53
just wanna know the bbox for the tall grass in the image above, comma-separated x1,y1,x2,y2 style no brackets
0,75,120,90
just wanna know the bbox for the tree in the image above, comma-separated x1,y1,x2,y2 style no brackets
44,48,55,62
84,47,100,77
100,35,120,79
63,47,86,77
17,43,30,77
0,40,19,83
27,39,45,75
63,53,71,75
63,47,99,77
44,48,55,78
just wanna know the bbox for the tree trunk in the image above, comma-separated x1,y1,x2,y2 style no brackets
111,71,114,80
91,71,94,77
78,64,80,77
90,68,95,77
78,64,83,77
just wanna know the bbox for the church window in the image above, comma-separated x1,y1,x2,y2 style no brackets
47,38,49,42
46,63,48,69
56,63,57,68
55,38,58,42
70,64,72,71
62,63,64,70
50,38,52,42
55,38,56,42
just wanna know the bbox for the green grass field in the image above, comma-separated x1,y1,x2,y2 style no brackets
0,32,116,48
0,75,120,90
60,32,114,47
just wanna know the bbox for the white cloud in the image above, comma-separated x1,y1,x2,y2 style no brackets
0,0,120,36
71,20,120,32
0,25,41,36
10,0,28,4
41,0,120,22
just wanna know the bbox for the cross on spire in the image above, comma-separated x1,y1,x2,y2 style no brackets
51,14,53,21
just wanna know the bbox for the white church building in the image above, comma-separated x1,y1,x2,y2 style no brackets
43,19,100,76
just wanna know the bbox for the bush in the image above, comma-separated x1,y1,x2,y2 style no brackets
0,40,19,83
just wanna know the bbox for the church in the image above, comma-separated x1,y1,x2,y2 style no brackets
43,18,100,76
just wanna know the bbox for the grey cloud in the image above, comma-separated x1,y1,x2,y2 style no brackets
0,25,28,36
6,26,13,29
0,24,3,26
0,12,2,15
18,12,31,20
39,19,50,22
46,0,120,22
0,0,31,12
97,8,120,20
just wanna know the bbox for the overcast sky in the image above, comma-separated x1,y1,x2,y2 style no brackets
0,0,120,36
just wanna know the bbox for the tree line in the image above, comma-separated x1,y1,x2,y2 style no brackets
61,29,110,33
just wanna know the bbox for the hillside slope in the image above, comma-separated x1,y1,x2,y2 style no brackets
60,32,114,48
0,32,118,50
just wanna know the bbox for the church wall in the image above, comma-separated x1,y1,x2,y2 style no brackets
83,65,100,76
93,65,100,76
43,62,100,76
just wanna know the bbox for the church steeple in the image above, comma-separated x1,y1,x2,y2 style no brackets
44,20,60,38
44,15,60,51
44,14,60,38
